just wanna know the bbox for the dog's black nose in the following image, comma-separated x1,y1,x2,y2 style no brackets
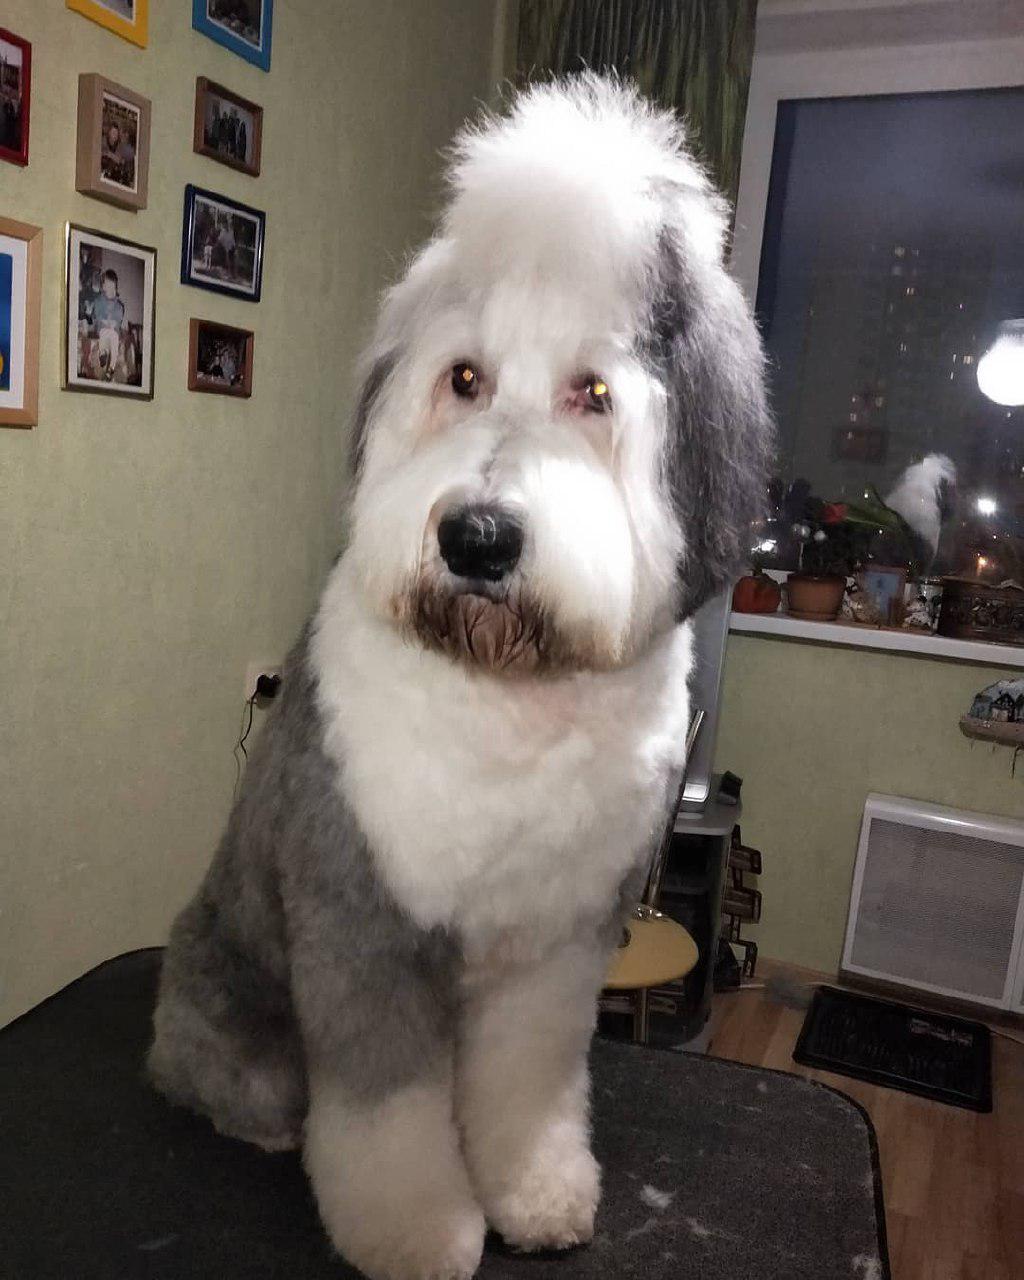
437,505,524,582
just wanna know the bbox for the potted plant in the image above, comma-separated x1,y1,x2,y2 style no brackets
785,492,918,622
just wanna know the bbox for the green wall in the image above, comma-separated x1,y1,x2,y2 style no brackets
714,635,1024,972
0,0,500,1024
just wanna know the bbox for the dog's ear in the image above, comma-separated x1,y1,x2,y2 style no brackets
349,351,397,479
647,229,774,620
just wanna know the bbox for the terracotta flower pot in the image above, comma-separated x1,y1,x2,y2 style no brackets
785,572,846,622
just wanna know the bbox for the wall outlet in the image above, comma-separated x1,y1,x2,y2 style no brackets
243,660,283,703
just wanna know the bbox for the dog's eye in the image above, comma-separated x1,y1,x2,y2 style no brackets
451,362,480,399
584,376,612,413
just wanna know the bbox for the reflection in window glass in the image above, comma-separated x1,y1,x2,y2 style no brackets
757,88,1024,586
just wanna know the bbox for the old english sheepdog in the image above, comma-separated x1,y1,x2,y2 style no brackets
149,75,772,1280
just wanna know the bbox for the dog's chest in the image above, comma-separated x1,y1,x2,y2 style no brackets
314,598,691,948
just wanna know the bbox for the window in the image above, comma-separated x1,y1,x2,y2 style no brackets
756,88,1024,585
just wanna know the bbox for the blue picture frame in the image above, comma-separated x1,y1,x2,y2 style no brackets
192,0,273,73
181,184,265,304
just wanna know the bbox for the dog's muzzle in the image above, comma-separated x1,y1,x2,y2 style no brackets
437,505,524,583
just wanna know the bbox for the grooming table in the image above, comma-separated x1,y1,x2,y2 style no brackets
1,951,889,1279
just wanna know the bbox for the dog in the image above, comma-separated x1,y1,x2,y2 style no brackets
148,74,772,1280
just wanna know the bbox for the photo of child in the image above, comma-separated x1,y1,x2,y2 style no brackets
99,93,139,192
72,236,151,393
189,318,253,397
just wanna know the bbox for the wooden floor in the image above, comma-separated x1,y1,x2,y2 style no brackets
705,962,1024,1280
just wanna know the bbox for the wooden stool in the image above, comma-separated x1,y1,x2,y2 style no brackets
604,910,699,1044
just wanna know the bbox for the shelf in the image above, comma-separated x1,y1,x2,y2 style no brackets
729,610,1024,669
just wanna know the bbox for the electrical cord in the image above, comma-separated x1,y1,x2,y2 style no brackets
232,693,258,801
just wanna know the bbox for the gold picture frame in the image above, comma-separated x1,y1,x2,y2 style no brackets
76,74,151,213
66,0,148,49
0,217,42,428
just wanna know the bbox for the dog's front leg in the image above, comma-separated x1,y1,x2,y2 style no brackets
294,944,485,1280
458,941,607,1252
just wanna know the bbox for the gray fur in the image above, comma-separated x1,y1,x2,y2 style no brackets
643,228,774,620
148,628,461,1149
349,351,397,479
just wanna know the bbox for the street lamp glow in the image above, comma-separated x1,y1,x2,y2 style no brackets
977,320,1024,407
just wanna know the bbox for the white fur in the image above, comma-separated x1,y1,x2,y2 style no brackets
305,1073,485,1280
458,943,607,1251
885,452,956,559
305,77,711,1277
313,563,691,951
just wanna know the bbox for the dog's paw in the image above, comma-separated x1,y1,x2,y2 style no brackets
333,1200,486,1280
486,1146,600,1252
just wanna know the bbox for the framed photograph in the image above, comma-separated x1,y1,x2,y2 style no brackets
188,318,254,397
64,224,156,399
76,75,151,212
856,565,909,627
66,0,149,49
192,0,273,73
193,78,262,177
181,185,265,303
0,217,42,427
0,28,31,167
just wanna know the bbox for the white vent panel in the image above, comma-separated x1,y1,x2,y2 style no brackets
843,795,1024,1010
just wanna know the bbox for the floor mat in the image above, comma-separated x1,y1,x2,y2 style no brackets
2,951,890,1279
794,985,992,1112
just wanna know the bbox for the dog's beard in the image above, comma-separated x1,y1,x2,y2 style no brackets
400,577,612,676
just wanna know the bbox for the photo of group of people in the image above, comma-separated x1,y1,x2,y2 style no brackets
186,188,263,299
206,0,264,51
0,32,27,162
189,319,253,397
74,239,147,389
203,95,254,168
99,92,139,192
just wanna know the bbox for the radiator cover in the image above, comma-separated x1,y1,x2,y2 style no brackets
842,794,1024,1012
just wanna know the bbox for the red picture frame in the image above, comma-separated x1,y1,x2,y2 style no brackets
0,27,31,167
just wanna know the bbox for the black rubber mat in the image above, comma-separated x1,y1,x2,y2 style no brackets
794,986,992,1112
1,952,890,1279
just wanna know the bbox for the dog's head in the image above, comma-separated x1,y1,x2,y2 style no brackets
345,75,772,675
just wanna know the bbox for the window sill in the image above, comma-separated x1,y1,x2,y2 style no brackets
729,610,1024,669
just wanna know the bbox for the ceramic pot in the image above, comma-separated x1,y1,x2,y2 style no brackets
785,573,846,622
732,572,782,614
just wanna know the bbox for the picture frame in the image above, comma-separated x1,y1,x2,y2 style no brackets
66,0,149,50
188,318,254,397
76,74,151,213
192,0,273,73
63,223,156,400
0,27,31,167
0,217,42,427
181,185,265,303
856,564,909,627
193,78,263,178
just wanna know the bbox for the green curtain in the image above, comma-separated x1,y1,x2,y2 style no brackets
515,0,758,205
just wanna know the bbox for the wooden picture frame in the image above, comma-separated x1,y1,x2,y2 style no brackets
66,0,149,49
188,318,254,398
0,27,31,167
76,74,151,213
193,78,262,178
0,217,42,427
63,223,157,400
181,184,265,303
192,0,272,73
